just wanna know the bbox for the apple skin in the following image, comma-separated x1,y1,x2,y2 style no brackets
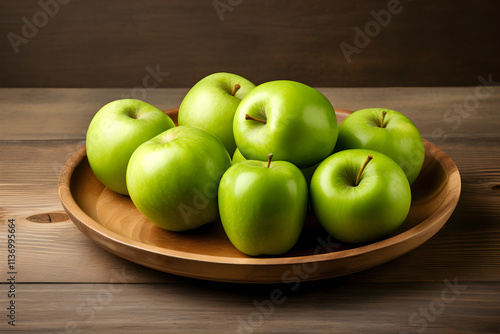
336,108,425,184
232,148,319,186
178,72,255,154
310,149,411,244
126,126,231,231
86,99,175,195
231,148,246,164
218,158,308,256
233,80,338,169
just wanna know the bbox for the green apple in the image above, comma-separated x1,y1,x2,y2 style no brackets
336,108,425,184
231,148,246,164
219,154,308,256
126,126,231,231
178,72,255,154
310,149,411,244
233,80,338,169
231,148,319,186
86,99,175,195
300,163,320,187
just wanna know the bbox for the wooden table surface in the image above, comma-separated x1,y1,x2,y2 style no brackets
1,87,499,333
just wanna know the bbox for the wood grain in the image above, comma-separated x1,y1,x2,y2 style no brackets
0,87,499,333
0,1,499,88
0,282,498,333
2,87,500,141
1,123,499,283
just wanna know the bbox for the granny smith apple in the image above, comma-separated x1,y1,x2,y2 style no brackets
231,148,246,164
178,72,255,154
86,99,175,195
126,125,231,231
219,154,308,256
233,80,338,169
300,163,320,187
310,149,411,244
336,108,425,184
231,148,319,186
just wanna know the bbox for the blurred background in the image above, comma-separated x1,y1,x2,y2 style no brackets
1,0,499,88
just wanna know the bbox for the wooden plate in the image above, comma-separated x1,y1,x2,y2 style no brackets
58,108,461,283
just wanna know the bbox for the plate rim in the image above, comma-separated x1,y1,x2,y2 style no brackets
58,109,461,272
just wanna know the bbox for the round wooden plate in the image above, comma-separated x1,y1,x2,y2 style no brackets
58,108,461,283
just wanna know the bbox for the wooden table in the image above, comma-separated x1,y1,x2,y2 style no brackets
1,87,499,333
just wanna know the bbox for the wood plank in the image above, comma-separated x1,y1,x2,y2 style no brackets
1,87,500,140
1,138,499,283
0,88,188,141
0,282,498,333
0,1,499,88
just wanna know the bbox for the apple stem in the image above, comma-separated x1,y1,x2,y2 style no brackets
355,155,373,186
266,153,273,168
380,111,387,128
245,114,267,124
231,84,241,96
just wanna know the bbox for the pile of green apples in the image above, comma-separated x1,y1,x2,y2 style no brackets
86,72,425,256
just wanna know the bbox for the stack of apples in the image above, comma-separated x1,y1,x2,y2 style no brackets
86,72,425,256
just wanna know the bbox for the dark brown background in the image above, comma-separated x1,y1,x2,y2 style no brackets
1,0,499,88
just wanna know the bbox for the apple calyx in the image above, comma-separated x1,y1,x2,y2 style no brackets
266,153,273,168
245,114,267,124
355,155,373,186
231,84,241,96
380,111,387,128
